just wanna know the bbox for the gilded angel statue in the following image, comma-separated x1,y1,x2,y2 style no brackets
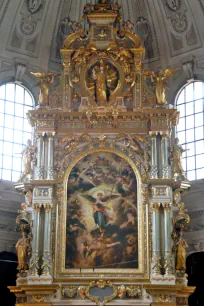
87,60,118,105
150,69,175,105
31,72,58,106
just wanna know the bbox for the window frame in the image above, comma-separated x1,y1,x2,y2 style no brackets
176,81,204,181
0,82,34,182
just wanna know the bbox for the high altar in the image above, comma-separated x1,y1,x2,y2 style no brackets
9,2,195,306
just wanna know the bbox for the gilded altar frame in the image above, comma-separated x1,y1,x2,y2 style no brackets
54,148,150,282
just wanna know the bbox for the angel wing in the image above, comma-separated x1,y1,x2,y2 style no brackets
30,72,45,79
72,47,85,61
62,135,76,143
80,194,96,203
164,69,176,79
119,48,132,59
133,134,149,145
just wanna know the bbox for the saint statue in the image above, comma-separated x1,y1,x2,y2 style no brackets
92,60,108,105
150,69,175,105
175,231,188,272
31,72,58,106
18,139,36,182
172,138,187,179
16,231,31,271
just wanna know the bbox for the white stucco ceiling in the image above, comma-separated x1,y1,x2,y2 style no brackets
0,0,204,103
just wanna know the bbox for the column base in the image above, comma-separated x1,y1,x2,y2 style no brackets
27,275,40,285
40,274,53,284
176,276,188,286
163,274,176,285
151,274,175,285
151,274,165,284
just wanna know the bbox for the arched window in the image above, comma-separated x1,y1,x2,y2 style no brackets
176,81,204,181
0,83,34,181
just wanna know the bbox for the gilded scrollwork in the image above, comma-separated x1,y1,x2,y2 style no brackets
155,294,171,303
62,286,77,298
77,280,118,306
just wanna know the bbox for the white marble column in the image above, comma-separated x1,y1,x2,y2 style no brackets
29,204,41,276
161,132,169,179
151,203,162,278
41,203,53,278
150,132,158,179
47,133,55,180
37,134,44,180
163,203,175,280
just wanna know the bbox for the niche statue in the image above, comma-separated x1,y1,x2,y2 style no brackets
16,231,31,271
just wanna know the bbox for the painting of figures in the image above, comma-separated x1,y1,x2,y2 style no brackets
65,152,138,269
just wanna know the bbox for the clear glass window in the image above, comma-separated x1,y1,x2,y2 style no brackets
176,81,204,181
0,83,34,181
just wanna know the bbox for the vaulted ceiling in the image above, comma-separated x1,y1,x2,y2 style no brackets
0,0,204,103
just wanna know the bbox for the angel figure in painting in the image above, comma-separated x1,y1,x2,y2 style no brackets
81,192,119,236
150,69,175,105
17,139,36,182
31,72,58,106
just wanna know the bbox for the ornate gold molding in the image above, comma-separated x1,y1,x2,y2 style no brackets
151,203,161,212
162,203,171,213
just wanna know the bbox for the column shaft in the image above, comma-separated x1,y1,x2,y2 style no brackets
37,135,44,179
150,133,158,179
47,134,54,180
163,203,174,276
29,206,40,276
161,133,169,179
151,203,161,276
42,204,53,276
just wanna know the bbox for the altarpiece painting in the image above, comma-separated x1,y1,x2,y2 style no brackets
65,152,138,270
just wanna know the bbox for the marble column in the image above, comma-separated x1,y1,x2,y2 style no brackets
42,203,53,276
161,132,169,179
29,204,41,276
150,132,158,179
37,134,44,180
151,203,162,277
163,203,174,277
47,133,55,180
